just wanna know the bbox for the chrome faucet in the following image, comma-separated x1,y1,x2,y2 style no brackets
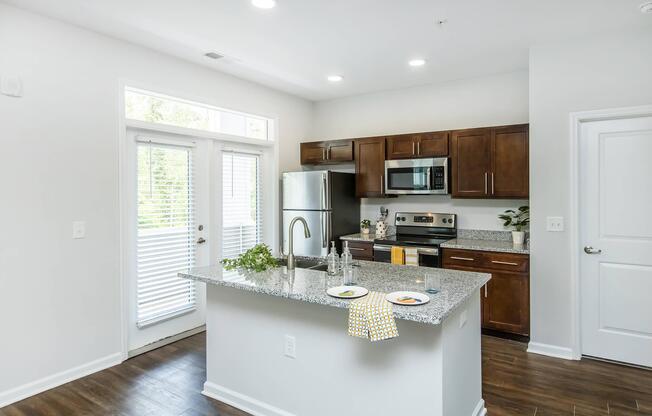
287,216,311,270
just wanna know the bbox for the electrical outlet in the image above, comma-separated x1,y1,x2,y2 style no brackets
284,335,296,359
546,216,564,232
72,221,86,239
459,309,467,328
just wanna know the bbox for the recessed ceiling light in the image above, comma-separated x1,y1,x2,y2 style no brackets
252,0,276,9
641,2,652,13
327,75,343,82
408,59,426,67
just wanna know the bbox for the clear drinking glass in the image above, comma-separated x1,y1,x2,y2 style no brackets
425,274,441,294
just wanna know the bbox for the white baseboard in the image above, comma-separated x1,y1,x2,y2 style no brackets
128,325,206,358
0,352,123,408
527,342,577,360
473,399,487,416
203,382,295,416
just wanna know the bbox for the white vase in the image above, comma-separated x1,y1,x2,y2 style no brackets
375,221,388,238
512,231,525,245
361,228,370,235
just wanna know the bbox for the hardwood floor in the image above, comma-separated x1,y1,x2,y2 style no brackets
2,333,651,415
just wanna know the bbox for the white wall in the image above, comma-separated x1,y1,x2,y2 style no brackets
0,3,312,404
528,27,652,354
312,71,530,230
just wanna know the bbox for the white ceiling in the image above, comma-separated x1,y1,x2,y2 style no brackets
5,0,650,101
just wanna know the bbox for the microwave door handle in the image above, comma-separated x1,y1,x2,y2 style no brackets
427,167,432,190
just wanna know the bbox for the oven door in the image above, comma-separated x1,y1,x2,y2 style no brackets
373,244,440,267
384,158,448,195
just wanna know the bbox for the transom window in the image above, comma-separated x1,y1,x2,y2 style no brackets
125,87,273,141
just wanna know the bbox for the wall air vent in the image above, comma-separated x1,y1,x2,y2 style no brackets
204,52,224,60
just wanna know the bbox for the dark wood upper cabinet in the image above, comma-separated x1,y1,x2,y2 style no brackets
451,124,529,199
354,137,386,198
300,139,353,165
386,134,417,159
417,132,449,157
386,131,449,160
451,128,492,198
492,124,529,198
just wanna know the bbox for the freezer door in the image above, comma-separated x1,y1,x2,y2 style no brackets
282,210,331,258
282,171,330,210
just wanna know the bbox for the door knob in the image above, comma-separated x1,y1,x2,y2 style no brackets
584,246,602,255
197,237,206,245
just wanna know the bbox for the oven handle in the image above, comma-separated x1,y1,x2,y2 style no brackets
373,245,439,256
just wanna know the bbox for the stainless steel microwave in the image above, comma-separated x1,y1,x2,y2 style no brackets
384,157,449,195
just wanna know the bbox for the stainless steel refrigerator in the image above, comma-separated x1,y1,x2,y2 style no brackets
282,171,360,258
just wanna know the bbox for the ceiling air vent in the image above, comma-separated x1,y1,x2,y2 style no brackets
204,52,224,60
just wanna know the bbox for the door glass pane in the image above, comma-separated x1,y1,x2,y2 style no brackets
136,143,195,327
388,167,429,190
222,152,261,259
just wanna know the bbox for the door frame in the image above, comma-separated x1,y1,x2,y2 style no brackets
569,104,652,360
117,79,280,360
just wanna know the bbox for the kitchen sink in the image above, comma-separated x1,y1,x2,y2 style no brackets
277,258,327,271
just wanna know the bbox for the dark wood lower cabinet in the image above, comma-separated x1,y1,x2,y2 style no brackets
344,240,374,260
443,248,530,337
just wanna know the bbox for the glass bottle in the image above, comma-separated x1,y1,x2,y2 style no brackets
326,241,340,275
341,241,354,285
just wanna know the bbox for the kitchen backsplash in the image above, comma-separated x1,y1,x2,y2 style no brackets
360,195,529,231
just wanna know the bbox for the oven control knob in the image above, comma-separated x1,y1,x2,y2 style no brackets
442,218,446,224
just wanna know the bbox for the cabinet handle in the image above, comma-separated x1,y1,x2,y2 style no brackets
491,260,519,266
328,146,331,160
412,141,415,155
349,247,366,251
417,141,420,155
322,148,326,161
484,172,488,195
451,256,475,261
484,284,488,298
491,172,495,195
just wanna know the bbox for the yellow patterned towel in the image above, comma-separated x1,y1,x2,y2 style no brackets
348,291,399,342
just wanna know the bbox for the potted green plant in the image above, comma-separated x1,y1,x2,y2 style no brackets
499,206,529,245
360,219,371,234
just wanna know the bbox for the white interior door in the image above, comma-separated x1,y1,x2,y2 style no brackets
580,114,652,367
126,128,208,352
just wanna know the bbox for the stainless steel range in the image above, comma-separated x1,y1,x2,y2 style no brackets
373,212,457,268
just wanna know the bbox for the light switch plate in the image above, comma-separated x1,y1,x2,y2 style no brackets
1,76,23,97
72,221,86,239
547,216,564,232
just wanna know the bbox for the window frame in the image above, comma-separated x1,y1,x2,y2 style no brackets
125,87,276,142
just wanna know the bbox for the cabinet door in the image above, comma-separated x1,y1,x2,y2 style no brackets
482,271,530,336
326,140,354,163
300,142,326,165
491,125,529,198
354,137,386,197
451,128,492,198
346,241,374,260
386,135,417,160
417,132,449,157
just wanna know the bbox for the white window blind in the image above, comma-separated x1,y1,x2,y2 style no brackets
136,141,196,327
222,151,262,259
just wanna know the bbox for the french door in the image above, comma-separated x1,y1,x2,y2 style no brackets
125,128,209,352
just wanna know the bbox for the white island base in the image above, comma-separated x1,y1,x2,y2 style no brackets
202,285,486,416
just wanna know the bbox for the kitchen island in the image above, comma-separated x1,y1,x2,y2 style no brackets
180,260,490,416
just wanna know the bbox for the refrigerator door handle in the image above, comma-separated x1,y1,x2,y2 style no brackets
321,212,327,248
321,173,328,210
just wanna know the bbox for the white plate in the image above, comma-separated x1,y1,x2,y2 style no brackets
386,291,430,306
326,286,369,299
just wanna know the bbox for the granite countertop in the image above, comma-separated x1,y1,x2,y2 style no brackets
339,232,386,242
179,260,490,326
